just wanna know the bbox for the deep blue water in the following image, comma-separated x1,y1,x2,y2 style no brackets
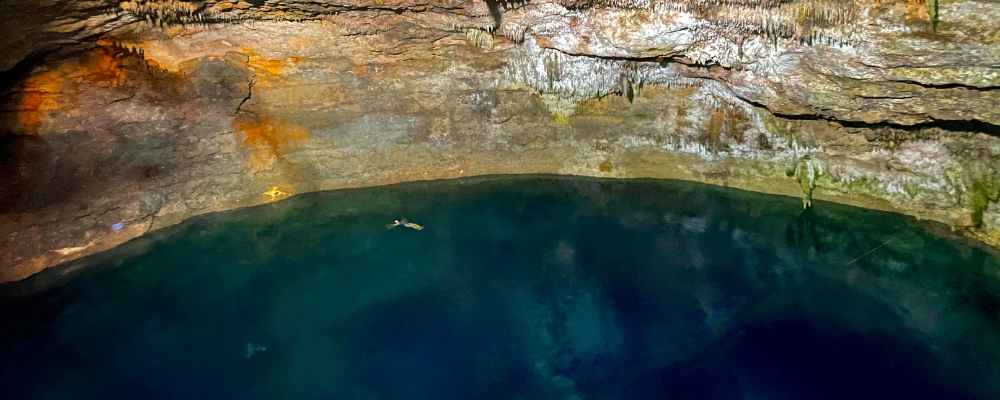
2,176,1000,399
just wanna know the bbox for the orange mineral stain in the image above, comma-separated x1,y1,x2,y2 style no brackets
17,70,64,132
892,0,931,23
75,49,128,87
16,47,130,132
233,114,309,173
240,48,297,87
873,0,931,23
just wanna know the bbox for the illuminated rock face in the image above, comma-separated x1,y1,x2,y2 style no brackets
0,0,997,281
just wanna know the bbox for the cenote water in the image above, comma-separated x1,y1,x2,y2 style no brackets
2,176,1000,399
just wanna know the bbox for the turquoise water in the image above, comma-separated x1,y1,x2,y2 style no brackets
2,176,1000,399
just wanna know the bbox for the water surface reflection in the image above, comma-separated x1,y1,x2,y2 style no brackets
2,176,998,399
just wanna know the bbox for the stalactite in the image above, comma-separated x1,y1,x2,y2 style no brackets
464,28,495,49
589,0,861,48
792,154,823,209
499,38,698,101
926,0,939,31
114,0,270,27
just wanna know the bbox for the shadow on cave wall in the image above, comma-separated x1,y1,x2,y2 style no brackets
0,134,80,213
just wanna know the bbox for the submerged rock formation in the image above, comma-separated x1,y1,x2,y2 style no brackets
0,0,997,282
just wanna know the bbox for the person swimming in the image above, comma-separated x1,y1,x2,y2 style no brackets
245,341,267,359
386,218,424,231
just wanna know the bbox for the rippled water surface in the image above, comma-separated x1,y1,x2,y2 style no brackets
2,176,1000,399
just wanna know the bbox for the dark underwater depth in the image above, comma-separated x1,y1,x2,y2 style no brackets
2,176,1000,399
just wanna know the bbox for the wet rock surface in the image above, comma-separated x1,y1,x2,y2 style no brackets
0,0,997,281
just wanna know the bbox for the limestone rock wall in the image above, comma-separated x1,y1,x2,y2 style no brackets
0,0,997,282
